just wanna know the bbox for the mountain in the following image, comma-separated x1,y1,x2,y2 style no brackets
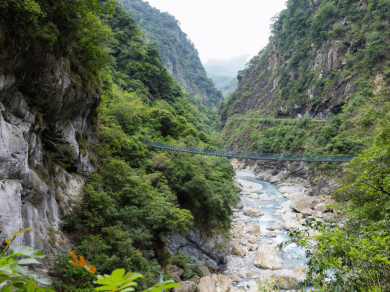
0,0,236,289
118,0,223,108
204,54,250,77
204,54,250,97
207,73,239,97
218,0,389,155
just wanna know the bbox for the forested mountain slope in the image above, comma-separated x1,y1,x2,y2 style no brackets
219,0,390,156
0,0,237,290
117,0,223,108
204,55,249,97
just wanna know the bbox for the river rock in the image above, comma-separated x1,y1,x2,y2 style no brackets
211,274,218,283
216,275,232,292
254,242,283,270
274,270,298,289
232,233,242,239
198,276,217,292
231,244,247,257
259,197,276,201
250,244,258,251
243,225,260,236
231,274,241,282
173,281,197,292
248,236,257,243
284,219,301,231
243,207,263,217
245,185,252,189
265,231,276,238
301,207,314,217
198,265,211,277
234,201,244,210
246,284,259,292
314,202,327,212
289,198,310,212
247,271,254,277
233,181,243,189
250,193,260,199
259,270,276,283
295,265,307,281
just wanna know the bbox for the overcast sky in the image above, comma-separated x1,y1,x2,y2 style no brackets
145,0,287,62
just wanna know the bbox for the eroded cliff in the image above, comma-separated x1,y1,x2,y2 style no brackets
0,52,99,267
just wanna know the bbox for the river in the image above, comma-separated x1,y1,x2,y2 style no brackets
224,169,309,291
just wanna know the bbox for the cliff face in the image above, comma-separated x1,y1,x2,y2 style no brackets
218,0,390,154
222,39,354,120
0,52,98,266
118,0,223,108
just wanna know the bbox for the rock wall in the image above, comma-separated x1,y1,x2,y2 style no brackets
231,158,339,196
166,228,229,271
0,53,99,268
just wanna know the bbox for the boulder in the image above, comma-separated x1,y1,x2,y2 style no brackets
245,185,252,189
198,276,217,292
243,225,261,236
248,236,256,244
216,275,232,292
284,219,301,231
295,265,307,281
237,270,247,277
250,244,258,251
250,193,260,199
243,207,263,217
233,181,243,188
231,244,248,257
274,270,298,289
301,207,314,217
211,274,218,283
231,274,241,282
232,233,242,239
259,197,276,201
233,212,239,217
165,265,184,282
247,271,254,277
314,202,327,212
234,201,244,210
259,270,276,283
265,232,276,238
289,198,310,213
246,284,259,292
173,281,197,292
198,265,211,277
254,242,283,270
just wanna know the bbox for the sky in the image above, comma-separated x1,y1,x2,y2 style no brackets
145,0,287,63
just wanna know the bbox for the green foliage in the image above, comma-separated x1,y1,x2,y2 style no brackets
220,0,390,160
280,103,390,290
117,0,223,107
0,0,116,82
0,229,54,292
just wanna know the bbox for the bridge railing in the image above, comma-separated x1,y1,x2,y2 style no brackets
140,140,355,162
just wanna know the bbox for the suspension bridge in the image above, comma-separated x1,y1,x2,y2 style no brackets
140,140,355,163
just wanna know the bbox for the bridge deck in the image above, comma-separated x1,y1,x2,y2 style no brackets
140,140,354,162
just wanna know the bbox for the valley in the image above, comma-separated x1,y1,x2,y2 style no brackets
1,0,390,291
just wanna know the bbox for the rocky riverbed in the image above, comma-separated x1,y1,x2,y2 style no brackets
170,167,337,292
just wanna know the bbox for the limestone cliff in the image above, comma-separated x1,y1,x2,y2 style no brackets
0,52,99,267
218,0,390,154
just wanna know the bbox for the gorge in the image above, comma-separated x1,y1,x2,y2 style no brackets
1,0,390,291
